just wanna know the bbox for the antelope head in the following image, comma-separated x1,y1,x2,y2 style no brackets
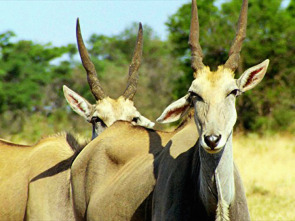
157,0,269,154
64,19,154,139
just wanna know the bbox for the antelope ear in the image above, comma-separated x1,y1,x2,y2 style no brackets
237,59,269,92
63,85,93,120
133,115,155,129
157,94,191,124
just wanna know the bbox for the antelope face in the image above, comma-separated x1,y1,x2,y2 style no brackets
157,60,269,154
91,96,154,130
65,20,154,139
191,60,269,153
63,86,154,139
188,67,238,153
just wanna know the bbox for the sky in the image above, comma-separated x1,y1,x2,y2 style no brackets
0,0,290,47
0,1,190,47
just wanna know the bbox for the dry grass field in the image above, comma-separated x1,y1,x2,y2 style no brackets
234,134,295,221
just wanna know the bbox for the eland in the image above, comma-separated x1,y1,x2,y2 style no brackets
0,134,83,220
26,19,155,221
70,116,194,220
63,19,154,140
0,19,153,221
69,1,265,219
152,0,269,220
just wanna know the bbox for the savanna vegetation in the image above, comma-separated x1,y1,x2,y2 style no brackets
234,134,295,220
0,0,294,220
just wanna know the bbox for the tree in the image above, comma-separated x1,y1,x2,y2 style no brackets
0,31,76,137
166,0,295,132
0,32,76,113
0,23,178,141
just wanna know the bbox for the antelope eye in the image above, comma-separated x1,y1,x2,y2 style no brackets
132,117,140,123
90,116,102,123
228,89,240,97
190,91,204,102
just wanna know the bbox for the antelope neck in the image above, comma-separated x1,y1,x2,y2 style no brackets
198,132,235,216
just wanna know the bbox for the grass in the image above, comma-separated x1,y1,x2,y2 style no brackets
233,133,295,221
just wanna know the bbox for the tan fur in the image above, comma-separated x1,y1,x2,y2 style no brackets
64,85,155,132
94,96,142,127
193,67,236,96
194,66,232,80
169,118,197,158
0,134,82,221
71,116,196,220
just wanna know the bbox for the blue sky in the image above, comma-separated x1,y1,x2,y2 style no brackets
0,1,190,47
1,0,290,47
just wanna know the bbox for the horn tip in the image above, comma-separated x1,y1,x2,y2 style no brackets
76,18,80,28
76,18,82,39
138,22,143,32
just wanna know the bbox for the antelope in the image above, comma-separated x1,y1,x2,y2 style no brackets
0,19,153,221
67,19,194,221
152,0,269,220
63,19,154,140
0,134,83,220
26,19,156,220
71,113,249,220
70,1,266,219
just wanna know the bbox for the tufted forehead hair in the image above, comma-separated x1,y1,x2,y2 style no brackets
194,66,235,85
95,96,134,109
94,96,136,116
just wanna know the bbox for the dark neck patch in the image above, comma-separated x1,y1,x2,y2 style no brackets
30,154,76,182
66,133,88,153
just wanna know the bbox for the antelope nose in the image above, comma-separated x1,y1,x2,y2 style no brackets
204,135,221,150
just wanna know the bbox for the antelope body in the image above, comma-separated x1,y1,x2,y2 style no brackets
67,21,164,220
28,20,153,220
0,19,153,221
0,134,81,221
71,112,250,220
70,119,192,220
152,0,269,220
